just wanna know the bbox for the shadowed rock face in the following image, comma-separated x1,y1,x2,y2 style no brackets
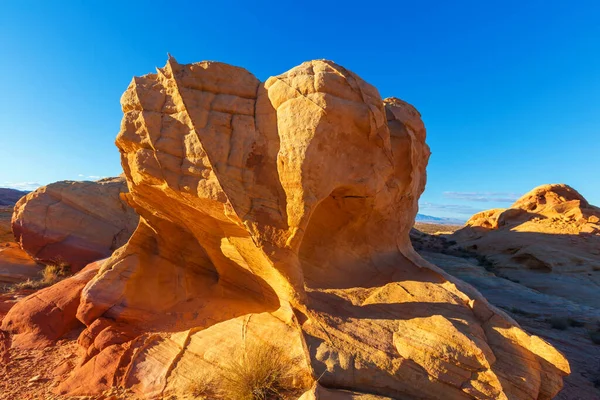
12,177,139,271
413,185,600,399
6,59,570,399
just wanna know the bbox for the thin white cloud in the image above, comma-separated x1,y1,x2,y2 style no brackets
443,191,521,203
1,182,41,191
1,175,109,191
419,201,482,215
77,175,106,181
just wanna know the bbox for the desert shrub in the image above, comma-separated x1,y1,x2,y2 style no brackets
548,317,569,330
7,261,71,292
41,262,71,283
221,340,306,400
185,372,219,399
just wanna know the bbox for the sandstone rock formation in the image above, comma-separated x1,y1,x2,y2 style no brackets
299,384,395,399
410,184,600,398
5,58,570,399
1,261,101,349
12,177,139,271
1,205,42,289
0,206,14,243
0,243,43,285
450,184,600,308
419,250,600,400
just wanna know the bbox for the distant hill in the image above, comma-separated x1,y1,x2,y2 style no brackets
415,213,465,225
0,188,29,206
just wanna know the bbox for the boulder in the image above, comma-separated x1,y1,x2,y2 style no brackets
418,250,600,400
12,177,139,271
11,58,570,399
1,260,101,348
1,204,42,286
0,242,42,284
450,184,600,308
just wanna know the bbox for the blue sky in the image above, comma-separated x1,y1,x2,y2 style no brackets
1,1,599,219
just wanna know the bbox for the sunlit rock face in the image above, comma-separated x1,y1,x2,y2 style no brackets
451,184,600,308
10,58,569,399
78,58,432,327
11,177,139,271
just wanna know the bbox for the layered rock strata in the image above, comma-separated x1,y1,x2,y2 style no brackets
12,177,139,271
451,184,600,308
5,58,570,399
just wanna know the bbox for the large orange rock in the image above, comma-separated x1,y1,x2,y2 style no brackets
299,383,394,399
10,58,570,399
0,242,42,284
1,205,43,285
451,184,600,308
12,177,139,271
1,261,101,348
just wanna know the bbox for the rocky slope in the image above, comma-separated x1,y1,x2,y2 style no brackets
411,185,600,399
1,205,43,287
420,251,600,400
450,184,600,308
12,177,139,271
0,206,14,243
0,58,570,399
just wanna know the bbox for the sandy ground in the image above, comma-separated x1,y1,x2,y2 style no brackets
0,208,13,243
413,222,462,234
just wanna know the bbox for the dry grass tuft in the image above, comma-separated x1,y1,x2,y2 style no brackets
186,381,217,400
185,372,219,399
220,340,307,400
7,261,71,292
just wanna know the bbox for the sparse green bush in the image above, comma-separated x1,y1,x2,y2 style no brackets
6,261,71,292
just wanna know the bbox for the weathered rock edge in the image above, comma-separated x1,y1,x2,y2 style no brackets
6,58,571,400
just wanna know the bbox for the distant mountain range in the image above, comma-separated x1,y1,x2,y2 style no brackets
415,213,465,225
0,188,29,206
